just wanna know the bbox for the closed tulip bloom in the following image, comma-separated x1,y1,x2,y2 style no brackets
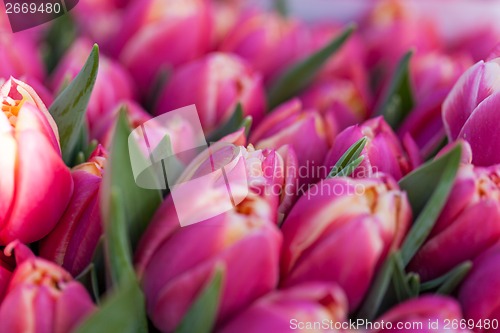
324,117,421,181
442,57,500,166
135,193,282,332
117,0,212,92
409,164,500,281
155,53,266,134
219,10,308,83
0,32,45,82
0,256,95,333
459,242,500,332
250,99,334,184
39,146,107,277
399,52,473,156
52,38,136,136
372,296,469,333
220,283,348,333
280,175,411,311
0,78,72,245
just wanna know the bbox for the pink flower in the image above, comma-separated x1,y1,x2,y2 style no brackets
409,163,500,281
39,146,107,277
280,175,411,311
324,117,421,181
220,283,348,333
459,242,500,332
372,296,469,333
154,53,266,134
0,78,72,245
442,56,500,166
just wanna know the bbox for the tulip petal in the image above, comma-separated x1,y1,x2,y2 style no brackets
54,282,96,333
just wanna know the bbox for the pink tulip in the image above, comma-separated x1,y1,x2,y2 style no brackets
250,99,334,184
0,31,44,81
459,242,500,332
324,117,421,181
220,283,348,333
398,52,473,156
371,296,469,333
442,56,500,166
0,78,73,245
0,254,95,333
39,146,107,277
409,163,500,281
219,9,309,83
135,193,282,332
116,0,212,93
51,38,136,136
280,175,411,311
154,52,266,134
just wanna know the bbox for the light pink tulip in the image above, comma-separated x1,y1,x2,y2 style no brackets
116,0,212,93
39,146,107,277
154,52,266,134
372,296,469,333
51,38,136,136
280,175,411,311
409,163,500,281
250,99,334,184
219,9,309,83
442,56,500,166
459,242,500,332
324,117,421,181
220,283,348,333
0,254,95,333
0,78,72,245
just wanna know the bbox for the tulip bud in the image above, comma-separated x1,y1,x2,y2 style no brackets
52,38,136,136
220,283,348,333
371,296,469,333
154,52,266,134
39,146,107,277
219,10,309,83
280,175,411,311
398,52,473,156
135,193,282,332
458,242,500,332
0,30,44,81
409,163,500,281
442,57,500,166
117,0,212,93
0,256,95,333
324,117,421,181
250,99,334,185
0,78,73,245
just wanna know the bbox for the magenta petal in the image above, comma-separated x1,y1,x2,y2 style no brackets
459,92,500,166
54,282,95,333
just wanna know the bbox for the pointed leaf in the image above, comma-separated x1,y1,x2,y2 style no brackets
49,44,99,164
406,273,420,297
207,103,251,142
74,277,147,333
175,265,225,333
268,24,356,109
101,108,162,250
436,261,472,295
327,136,367,178
420,261,472,293
399,144,462,265
392,252,413,302
377,50,414,129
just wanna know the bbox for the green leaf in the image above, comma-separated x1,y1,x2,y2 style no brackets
376,50,414,129
49,44,99,164
357,254,394,321
267,24,356,109
406,273,420,297
207,103,252,142
420,261,472,294
327,137,367,178
399,143,462,266
43,14,77,73
101,108,162,250
273,0,288,17
74,277,147,333
175,265,225,333
391,252,413,302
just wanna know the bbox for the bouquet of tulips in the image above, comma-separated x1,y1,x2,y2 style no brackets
1,0,500,332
